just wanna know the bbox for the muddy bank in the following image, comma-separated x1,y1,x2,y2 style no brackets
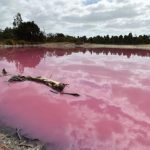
0,42,150,50
0,124,45,150
41,43,150,50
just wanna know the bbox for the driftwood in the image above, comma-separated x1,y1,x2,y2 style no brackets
9,75,67,92
1,69,80,96
8,75,80,97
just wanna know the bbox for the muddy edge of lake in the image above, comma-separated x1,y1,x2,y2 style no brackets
0,124,45,150
0,43,150,50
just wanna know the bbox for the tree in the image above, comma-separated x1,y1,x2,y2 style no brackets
15,21,44,42
80,36,87,43
0,29,3,40
3,27,15,39
128,33,133,44
13,13,23,28
55,33,65,42
118,35,123,44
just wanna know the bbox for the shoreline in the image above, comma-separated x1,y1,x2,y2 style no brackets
41,43,150,50
0,42,150,50
0,124,45,150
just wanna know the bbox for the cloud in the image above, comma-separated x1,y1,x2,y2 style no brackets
62,4,139,23
105,19,150,29
0,0,149,36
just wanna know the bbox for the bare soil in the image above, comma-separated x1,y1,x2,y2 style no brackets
40,42,150,50
0,42,150,50
0,124,45,150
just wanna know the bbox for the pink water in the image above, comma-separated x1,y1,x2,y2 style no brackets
0,47,150,150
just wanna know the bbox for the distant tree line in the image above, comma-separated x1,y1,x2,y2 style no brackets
47,33,150,45
0,13,150,45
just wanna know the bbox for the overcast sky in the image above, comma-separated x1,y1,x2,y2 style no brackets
0,0,150,36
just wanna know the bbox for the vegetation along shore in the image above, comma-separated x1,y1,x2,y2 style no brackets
0,13,150,47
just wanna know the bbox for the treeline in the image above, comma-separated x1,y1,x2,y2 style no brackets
0,13,150,45
47,33,150,44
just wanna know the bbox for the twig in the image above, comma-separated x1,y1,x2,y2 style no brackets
18,142,33,148
62,92,80,97
50,90,80,96
16,129,22,140
50,90,58,94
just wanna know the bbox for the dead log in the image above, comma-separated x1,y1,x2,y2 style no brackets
8,75,67,92
5,67,80,96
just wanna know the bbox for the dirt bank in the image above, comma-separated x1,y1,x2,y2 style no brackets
40,43,150,50
0,42,150,50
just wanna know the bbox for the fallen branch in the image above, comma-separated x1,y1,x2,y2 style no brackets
9,75,67,92
18,142,33,148
2,68,80,96
62,92,80,97
50,90,80,97
8,75,80,96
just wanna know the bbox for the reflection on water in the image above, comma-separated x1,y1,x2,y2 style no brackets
0,47,150,73
0,47,150,150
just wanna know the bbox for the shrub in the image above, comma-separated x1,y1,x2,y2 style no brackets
16,40,27,45
4,39,16,45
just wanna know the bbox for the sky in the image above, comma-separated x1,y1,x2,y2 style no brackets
0,0,150,36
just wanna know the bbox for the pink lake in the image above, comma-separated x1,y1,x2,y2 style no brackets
0,47,150,150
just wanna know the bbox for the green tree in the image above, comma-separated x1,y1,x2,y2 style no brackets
128,33,133,44
80,36,87,43
0,29,3,40
3,27,15,39
15,21,44,42
55,33,65,42
13,13,23,28
118,35,123,44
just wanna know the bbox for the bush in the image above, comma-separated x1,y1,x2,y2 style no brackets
16,40,27,45
4,39,16,45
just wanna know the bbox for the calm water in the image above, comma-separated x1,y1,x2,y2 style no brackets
0,47,150,150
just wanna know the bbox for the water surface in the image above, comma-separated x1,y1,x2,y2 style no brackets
0,47,150,150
